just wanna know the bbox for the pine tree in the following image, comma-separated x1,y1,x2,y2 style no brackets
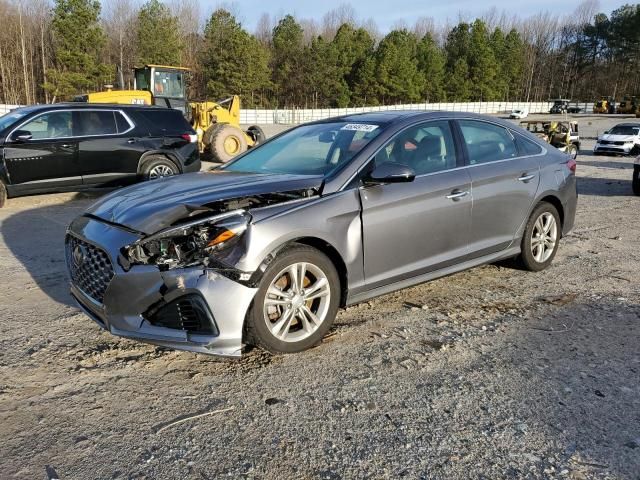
271,15,305,107
45,0,111,101
135,0,182,66
417,33,446,101
446,58,471,101
330,24,376,106
201,9,271,107
502,29,525,100
467,19,498,101
375,30,424,103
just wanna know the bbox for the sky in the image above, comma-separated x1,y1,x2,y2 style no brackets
203,0,627,32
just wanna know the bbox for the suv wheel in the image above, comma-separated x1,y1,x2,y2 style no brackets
0,180,6,208
519,202,561,272
247,125,266,145
633,166,640,196
245,245,340,354
142,156,179,180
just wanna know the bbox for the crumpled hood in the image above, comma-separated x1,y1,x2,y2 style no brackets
598,134,638,143
86,170,323,234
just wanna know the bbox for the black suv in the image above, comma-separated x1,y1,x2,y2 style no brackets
0,103,200,207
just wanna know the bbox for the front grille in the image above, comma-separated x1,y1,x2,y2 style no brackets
145,294,218,336
65,235,114,304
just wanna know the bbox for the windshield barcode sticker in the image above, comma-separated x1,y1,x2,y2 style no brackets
341,124,379,132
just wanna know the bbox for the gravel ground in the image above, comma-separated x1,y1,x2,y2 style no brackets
0,115,639,479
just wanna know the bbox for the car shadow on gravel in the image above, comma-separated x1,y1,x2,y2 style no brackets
577,176,633,196
484,298,640,479
1,193,103,307
578,159,633,170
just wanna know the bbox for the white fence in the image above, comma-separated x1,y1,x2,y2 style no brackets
0,102,596,124
240,102,596,125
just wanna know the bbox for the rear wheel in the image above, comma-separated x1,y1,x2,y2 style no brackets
209,124,248,163
142,155,179,180
519,202,561,272
633,167,640,196
245,245,340,354
567,143,578,159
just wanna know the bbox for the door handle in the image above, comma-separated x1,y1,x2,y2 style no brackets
446,190,469,200
518,173,536,182
127,138,136,144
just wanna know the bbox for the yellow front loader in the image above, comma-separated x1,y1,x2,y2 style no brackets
78,65,264,162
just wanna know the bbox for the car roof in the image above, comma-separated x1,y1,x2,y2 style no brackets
10,103,172,112
613,122,640,127
313,110,517,129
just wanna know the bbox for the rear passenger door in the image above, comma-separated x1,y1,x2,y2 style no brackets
76,109,144,185
456,119,541,257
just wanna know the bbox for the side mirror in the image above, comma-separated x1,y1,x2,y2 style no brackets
11,130,32,142
364,163,416,185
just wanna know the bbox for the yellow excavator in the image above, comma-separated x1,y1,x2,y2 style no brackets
76,65,265,162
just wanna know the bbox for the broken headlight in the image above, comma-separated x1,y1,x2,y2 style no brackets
121,210,250,270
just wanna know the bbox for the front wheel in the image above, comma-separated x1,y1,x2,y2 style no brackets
519,202,561,272
633,167,640,196
245,245,340,354
567,143,578,159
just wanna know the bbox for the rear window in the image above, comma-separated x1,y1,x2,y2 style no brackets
75,111,117,136
134,109,191,135
515,134,544,155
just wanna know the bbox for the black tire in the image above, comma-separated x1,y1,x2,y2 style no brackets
245,245,340,354
209,124,248,163
247,125,266,146
518,202,562,272
0,180,6,208
567,143,578,159
633,167,640,196
141,155,179,180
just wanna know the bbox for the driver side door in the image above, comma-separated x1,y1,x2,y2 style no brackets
4,110,80,189
359,120,472,290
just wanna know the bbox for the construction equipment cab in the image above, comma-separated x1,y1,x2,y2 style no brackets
77,65,189,115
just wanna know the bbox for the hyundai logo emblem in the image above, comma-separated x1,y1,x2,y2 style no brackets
72,244,87,267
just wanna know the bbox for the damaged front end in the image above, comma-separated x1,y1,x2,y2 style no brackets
66,182,321,357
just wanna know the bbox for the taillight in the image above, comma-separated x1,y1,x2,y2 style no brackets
567,159,577,173
181,133,198,143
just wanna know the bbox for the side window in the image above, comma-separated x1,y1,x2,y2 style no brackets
114,112,132,133
515,134,544,156
459,120,517,165
75,111,117,136
136,110,189,135
373,120,457,175
19,111,73,139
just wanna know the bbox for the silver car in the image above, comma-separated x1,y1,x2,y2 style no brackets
65,112,577,356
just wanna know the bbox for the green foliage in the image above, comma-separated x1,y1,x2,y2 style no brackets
201,9,271,107
417,34,446,101
446,58,471,101
271,15,305,106
46,0,111,100
135,0,182,66
374,30,424,103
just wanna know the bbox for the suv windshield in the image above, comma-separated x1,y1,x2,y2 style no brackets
608,125,640,136
224,122,384,176
0,109,30,133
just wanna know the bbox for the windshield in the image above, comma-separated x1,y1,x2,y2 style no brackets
608,125,640,136
0,109,30,133
224,122,384,176
153,70,185,98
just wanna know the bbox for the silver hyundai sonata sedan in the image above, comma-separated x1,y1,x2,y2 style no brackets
66,111,577,356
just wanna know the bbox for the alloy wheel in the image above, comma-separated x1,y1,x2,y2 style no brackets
148,164,175,179
263,262,331,343
530,212,557,263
